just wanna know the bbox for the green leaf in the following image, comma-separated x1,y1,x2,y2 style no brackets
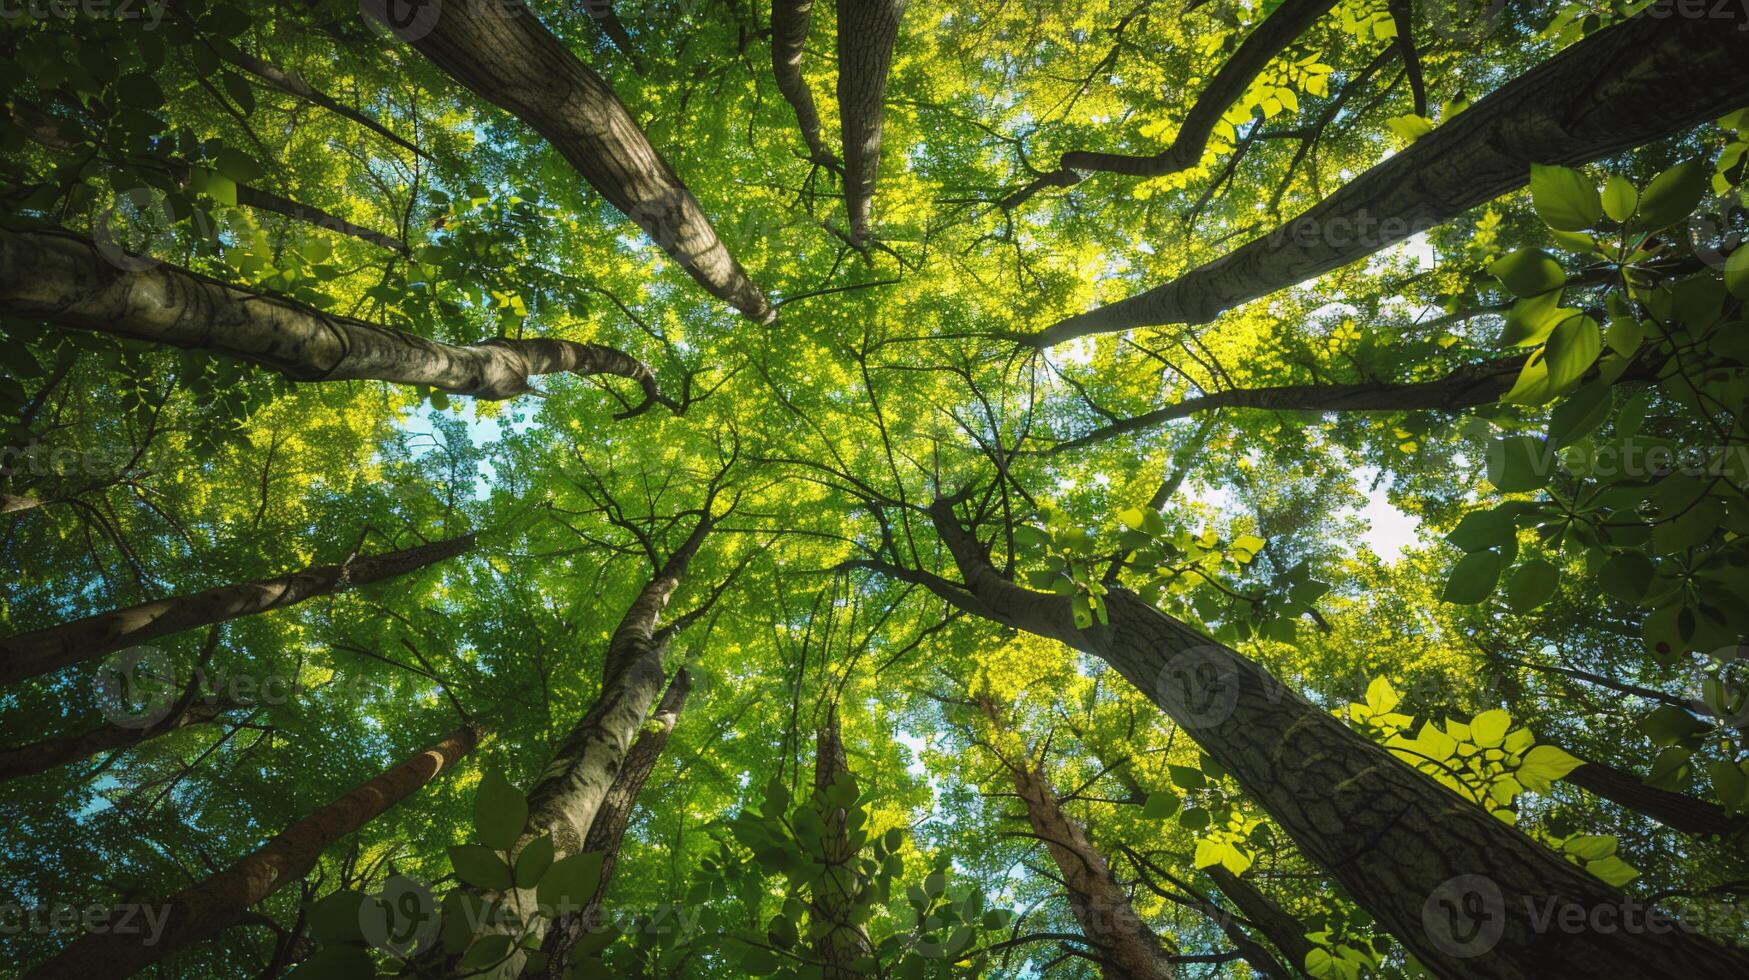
1116,506,1148,531
514,834,555,888
1605,315,1643,358
537,851,605,914
474,769,528,851
1548,383,1611,448
1635,161,1707,230
306,890,369,944
1443,550,1503,605
1488,435,1552,493
1505,559,1558,612
1142,792,1179,819
1543,315,1600,391
1529,164,1601,231
449,844,514,891
1725,245,1749,301
1168,764,1206,790
213,147,263,184
1491,249,1564,298
1597,552,1654,602
286,947,375,980
1601,175,1638,223
459,934,516,972
1518,744,1583,792
1637,706,1709,747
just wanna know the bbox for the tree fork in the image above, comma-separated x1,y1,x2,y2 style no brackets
26,723,480,979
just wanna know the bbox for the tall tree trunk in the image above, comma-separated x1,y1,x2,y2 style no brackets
0,229,669,407
835,0,907,245
1031,6,1749,345
772,0,832,164
448,512,714,978
811,705,873,978
534,668,691,978
917,497,1749,979
1563,756,1742,839
365,0,773,322
26,723,479,979
981,700,1175,979
1204,865,1317,978
0,698,234,784
0,533,474,684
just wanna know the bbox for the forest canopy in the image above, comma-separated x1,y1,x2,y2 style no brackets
3,0,1749,978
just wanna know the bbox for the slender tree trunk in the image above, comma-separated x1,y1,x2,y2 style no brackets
366,0,773,322
1031,6,1749,345
0,229,668,407
0,699,234,784
26,724,479,979
582,0,646,74
534,668,691,978
1,493,41,514
919,497,1749,978
1204,865,1317,978
1563,756,1742,839
835,0,907,244
449,514,713,978
772,0,832,164
201,37,428,159
0,533,474,684
984,712,1174,978
811,705,873,978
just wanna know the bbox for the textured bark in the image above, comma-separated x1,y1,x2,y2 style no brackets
534,668,690,978
1,493,41,514
922,498,1749,979
0,229,667,406
1205,865,1317,978
773,0,832,164
1564,758,1743,839
1032,6,1749,345
0,698,233,784
835,0,907,244
26,724,479,980
0,533,473,684
982,703,1175,979
811,705,873,978
367,0,773,322
453,514,713,978
1047,357,1524,453
582,0,646,74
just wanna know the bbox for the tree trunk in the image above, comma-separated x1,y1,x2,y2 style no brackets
582,0,646,74
835,0,907,244
449,513,713,978
772,0,832,164
366,0,773,322
534,668,691,978
811,705,873,978
0,698,234,784
1047,357,1525,453
0,533,474,684
1205,865,1317,978
0,229,668,406
921,497,1749,979
25,724,479,979
1563,757,1742,840
1,493,41,514
1031,6,1749,345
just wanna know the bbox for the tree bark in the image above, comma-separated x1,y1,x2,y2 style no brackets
366,0,773,322
1563,757,1742,840
811,705,874,978
449,512,714,978
1045,357,1524,453
1205,865,1318,978
981,701,1175,979
0,533,474,684
25,723,479,980
1,493,41,515
1031,6,1749,345
773,0,832,164
0,229,668,406
916,497,1749,979
534,668,690,978
0,698,234,784
835,0,907,244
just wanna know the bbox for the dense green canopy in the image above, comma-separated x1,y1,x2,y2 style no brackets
3,1,1748,978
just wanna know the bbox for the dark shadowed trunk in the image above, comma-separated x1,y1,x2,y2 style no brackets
534,668,691,978
1563,756,1743,839
912,496,1749,979
1032,6,1749,345
835,0,907,244
811,705,873,978
1204,865,1317,978
0,229,670,407
0,699,236,784
582,0,646,74
26,724,479,979
366,0,773,321
773,0,832,164
0,533,473,684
